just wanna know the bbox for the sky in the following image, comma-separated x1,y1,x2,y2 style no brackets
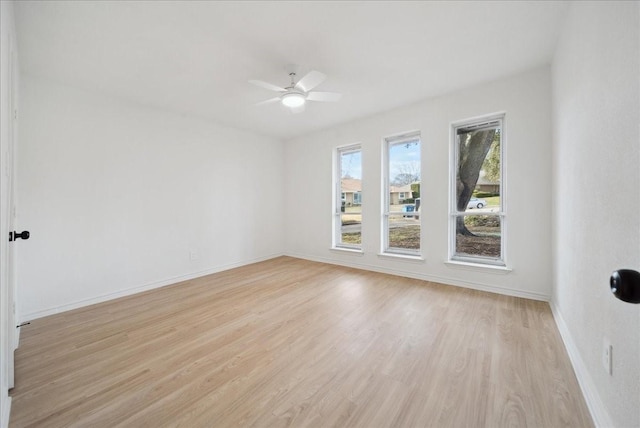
389,140,421,181
340,140,421,181
341,151,362,179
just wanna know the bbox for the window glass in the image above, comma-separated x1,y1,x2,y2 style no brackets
335,146,362,249
384,134,421,255
451,118,504,264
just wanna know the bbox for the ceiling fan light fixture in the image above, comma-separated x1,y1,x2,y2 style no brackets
281,92,306,108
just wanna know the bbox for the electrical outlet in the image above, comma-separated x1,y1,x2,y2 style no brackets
189,250,198,261
602,339,613,375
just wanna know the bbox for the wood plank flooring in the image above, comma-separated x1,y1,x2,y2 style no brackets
9,256,593,427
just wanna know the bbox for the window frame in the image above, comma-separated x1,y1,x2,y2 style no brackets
449,113,506,266
382,131,422,257
334,143,363,251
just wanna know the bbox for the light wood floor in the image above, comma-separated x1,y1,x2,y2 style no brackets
10,256,592,427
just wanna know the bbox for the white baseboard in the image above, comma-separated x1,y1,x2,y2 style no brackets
1,395,11,428
285,252,550,302
550,301,614,428
22,253,284,321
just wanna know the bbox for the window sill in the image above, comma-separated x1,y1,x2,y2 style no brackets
330,247,364,255
378,252,425,262
445,260,512,274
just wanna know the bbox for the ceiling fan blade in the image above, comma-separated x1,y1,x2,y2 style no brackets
306,91,342,102
294,70,326,92
249,80,287,92
255,97,281,106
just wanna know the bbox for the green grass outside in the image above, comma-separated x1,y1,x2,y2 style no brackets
482,196,500,207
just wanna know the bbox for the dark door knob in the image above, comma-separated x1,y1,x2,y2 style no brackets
9,231,30,242
610,269,640,304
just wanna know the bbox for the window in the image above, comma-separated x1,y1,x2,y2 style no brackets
353,192,362,205
334,145,362,249
450,115,504,265
383,132,421,256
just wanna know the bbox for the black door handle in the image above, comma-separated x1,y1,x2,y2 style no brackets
610,269,640,304
9,230,30,242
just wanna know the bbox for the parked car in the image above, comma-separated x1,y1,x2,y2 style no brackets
467,197,487,209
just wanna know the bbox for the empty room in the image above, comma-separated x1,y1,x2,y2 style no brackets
1,1,638,427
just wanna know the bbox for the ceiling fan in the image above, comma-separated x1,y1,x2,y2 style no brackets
249,70,342,113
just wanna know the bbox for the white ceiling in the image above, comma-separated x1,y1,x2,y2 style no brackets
15,1,569,140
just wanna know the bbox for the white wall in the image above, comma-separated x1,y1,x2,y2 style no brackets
17,75,284,320
284,67,553,301
551,2,640,427
0,2,18,425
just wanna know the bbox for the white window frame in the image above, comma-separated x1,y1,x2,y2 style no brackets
399,192,406,200
334,144,362,250
449,113,506,266
382,132,422,257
